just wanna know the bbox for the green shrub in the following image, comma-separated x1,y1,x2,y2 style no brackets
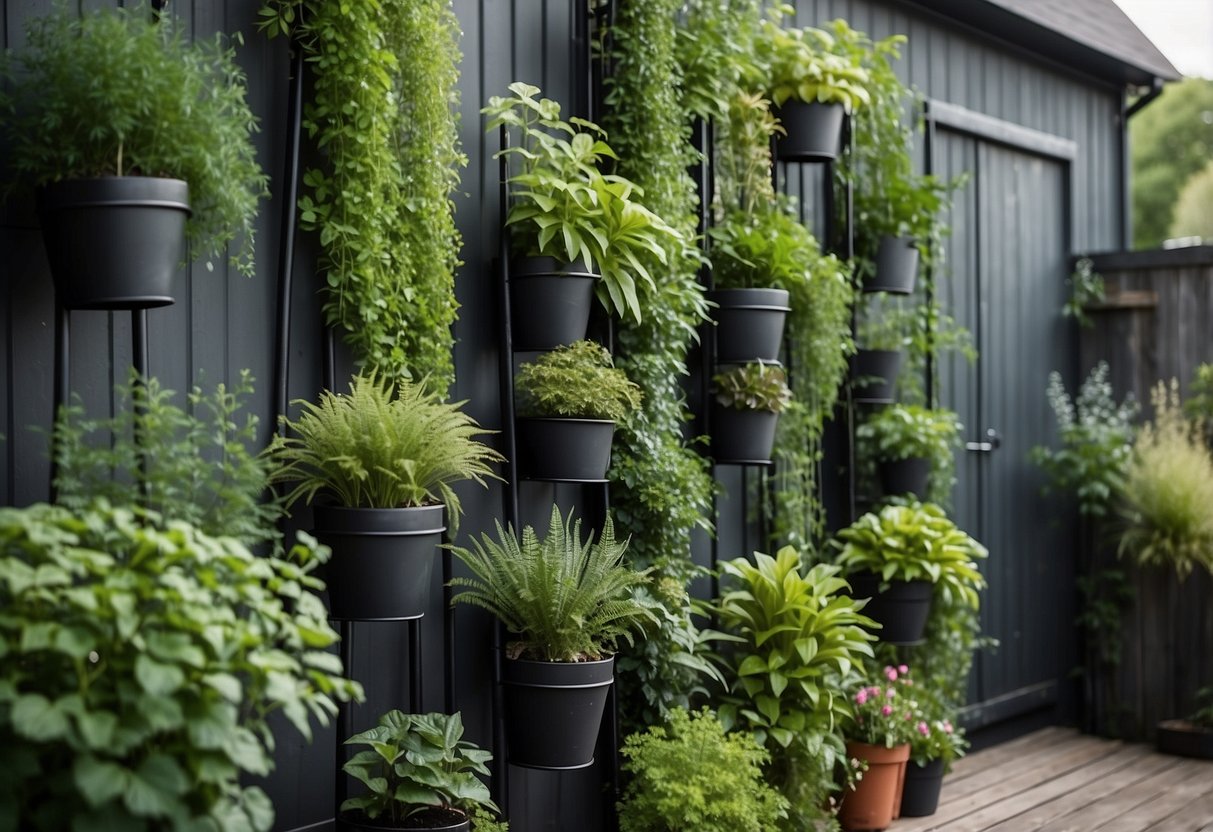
618,707,788,832
1119,379,1213,578
0,501,361,832
857,404,961,503
514,341,643,421
757,15,871,111
713,363,792,413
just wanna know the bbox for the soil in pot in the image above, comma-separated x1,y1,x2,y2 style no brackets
838,741,910,831
1156,719,1213,759
510,256,597,351
503,656,615,769
847,572,933,644
899,758,945,817
708,288,791,363
337,807,470,832
774,100,845,162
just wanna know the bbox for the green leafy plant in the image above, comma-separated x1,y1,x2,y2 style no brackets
1030,362,1138,518
1184,362,1213,445
266,374,502,527
514,340,643,421
1190,687,1213,730
1063,257,1106,327
0,501,361,832
261,0,464,386
757,14,871,112
833,502,988,608
909,716,966,766
1119,379,1213,579
51,370,281,549
712,547,876,827
484,82,688,323
713,363,792,413
617,707,789,832
677,0,764,120
340,711,498,828
450,505,655,662
0,5,267,274
857,404,962,503
848,665,919,748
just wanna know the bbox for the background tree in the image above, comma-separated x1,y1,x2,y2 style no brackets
1169,158,1213,241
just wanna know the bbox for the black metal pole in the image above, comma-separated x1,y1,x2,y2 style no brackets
409,618,423,712
131,310,149,380
335,620,353,815
49,304,69,502
443,529,455,715
274,37,305,434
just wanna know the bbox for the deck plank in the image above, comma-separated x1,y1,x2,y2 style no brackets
1146,791,1213,831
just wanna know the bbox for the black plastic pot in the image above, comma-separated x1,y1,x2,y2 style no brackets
711,406,779,465
851,349,905,404
900,758,945,817
37,176,190,310
865,235,920,295
848,572,933,644
510,256,598,351
502,656,615,769
708,288,791,363
774,101,845,162
515,417,614,481
879,457,931,499
1156,720,1213,759
312,504,446,621
336,809,470,832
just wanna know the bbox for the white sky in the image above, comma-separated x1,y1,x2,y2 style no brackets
1112,0,1213,78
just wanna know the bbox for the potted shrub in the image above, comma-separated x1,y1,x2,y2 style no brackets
710,362,792,464
757,17,871,162
483,82,686,348
0,501,362,832
450,505,654,769
853,296,912,404
833,502,987,644
0,5,266,309
514,340,643,481
837,666,918,832
617,707,789,832
856,404,962,500
267,374,503,621
338,710,500,832
902,713,966,817
858,174,952,295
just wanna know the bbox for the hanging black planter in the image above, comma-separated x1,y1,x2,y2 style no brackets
900,759,945,817
848,572,933,644
37,176,191,310
312,504,446,621
865,235,920,294
878,457,931,499
515,417,614,481
774,101,845,162
711,406,779,465
510,256,598,351
851,349,904,404
502,656,615,769
708,288,791,363
337,811,470,832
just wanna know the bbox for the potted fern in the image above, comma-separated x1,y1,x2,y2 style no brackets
710,362,792,464
267,374,502,621
338,711,500,832
450,505,654,769
514,340,643,481
0,5,266,309
483,82,685,348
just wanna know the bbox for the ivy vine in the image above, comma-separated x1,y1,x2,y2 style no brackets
261,0,464,389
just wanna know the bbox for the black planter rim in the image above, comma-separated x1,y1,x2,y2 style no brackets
312,504,447,536
37,175,192,213
512,254,598,280
335,809,470,832
502,655,615,689
707,287,792,312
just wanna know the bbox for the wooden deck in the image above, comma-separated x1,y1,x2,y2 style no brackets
891,727,1213,831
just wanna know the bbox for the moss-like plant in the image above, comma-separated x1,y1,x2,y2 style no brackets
713,363,792,413
266,374,502,527
833,502,988,608
261,0,464,387
450,506,654,662
514,340,643,422
617,707,789,832
0,5,268,274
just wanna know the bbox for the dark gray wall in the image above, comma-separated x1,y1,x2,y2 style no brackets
0,0,1128,829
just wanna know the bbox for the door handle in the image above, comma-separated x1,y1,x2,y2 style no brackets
966,428,1001,453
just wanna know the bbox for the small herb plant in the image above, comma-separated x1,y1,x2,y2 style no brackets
0,5,267,274
0,502,361,832
484,82,687,323
1029,362,1137,518
341,711,498,828
833,502,988,609
267,374,502,528
514,340,643,421
617,707,789,832
758,14,871,112
450,505,655,662
910,716,967,767
1119,379,1213,579
713,363,792,413
857,405,962,463
1063,257,1106,327
848,665,918,748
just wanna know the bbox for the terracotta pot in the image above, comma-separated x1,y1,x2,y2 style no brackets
838,741,910,831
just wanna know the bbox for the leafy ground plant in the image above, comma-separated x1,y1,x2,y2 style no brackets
618,707,788,832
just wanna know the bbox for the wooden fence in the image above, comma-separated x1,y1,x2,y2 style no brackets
1078,246,1213,740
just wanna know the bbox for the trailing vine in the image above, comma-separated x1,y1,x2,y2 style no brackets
261,0,464,389
601,0,717,734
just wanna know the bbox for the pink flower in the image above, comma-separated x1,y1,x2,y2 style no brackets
917,721,929,736
885,667,898,681
881,705,893,716
886,688,896,698
943,720,953,734
898,664,909,675
856,690,868,705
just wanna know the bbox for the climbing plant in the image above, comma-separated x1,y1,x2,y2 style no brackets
261,0,464,390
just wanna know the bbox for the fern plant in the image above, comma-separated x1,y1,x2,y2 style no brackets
266,374,502,528
515,340,643,421
449,506,655,661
